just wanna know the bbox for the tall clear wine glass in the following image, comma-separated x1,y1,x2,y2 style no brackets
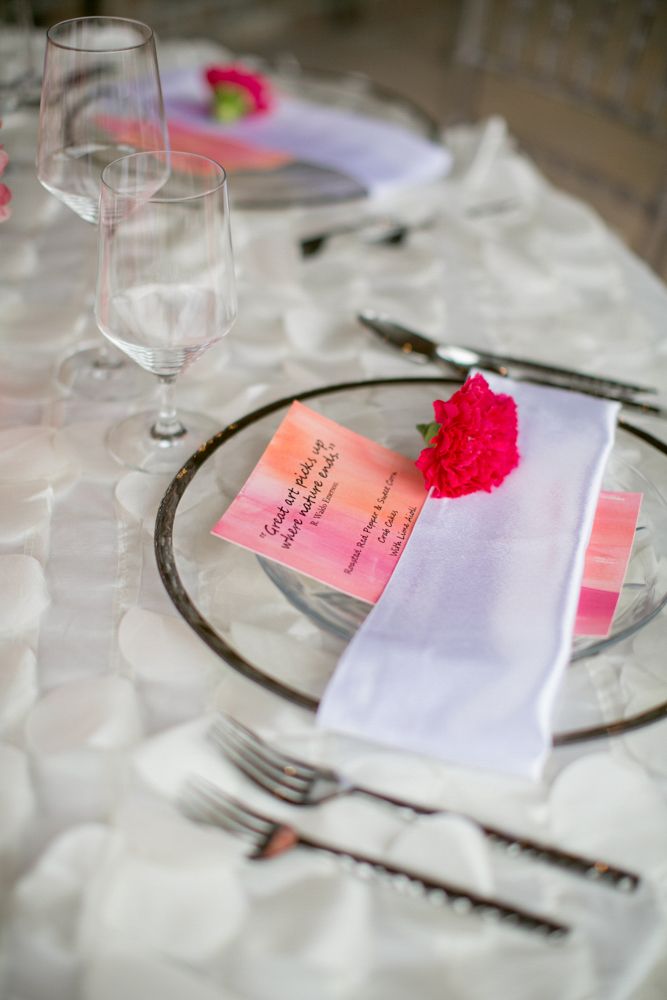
96,150,237,473
36,16,167,399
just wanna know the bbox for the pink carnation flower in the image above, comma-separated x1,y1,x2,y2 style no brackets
0,130,11,222
416,373,519,498
205,64,273,120
0,186,10,222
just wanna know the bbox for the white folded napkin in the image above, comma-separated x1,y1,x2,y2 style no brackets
317,375,619,779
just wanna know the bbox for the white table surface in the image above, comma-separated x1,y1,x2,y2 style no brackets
2,40,667,1000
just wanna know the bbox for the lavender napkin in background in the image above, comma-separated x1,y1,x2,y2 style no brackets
162,68,452,198
317,374,619,779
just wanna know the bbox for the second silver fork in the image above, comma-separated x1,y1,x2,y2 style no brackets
209,713,640,892
182,776,569,940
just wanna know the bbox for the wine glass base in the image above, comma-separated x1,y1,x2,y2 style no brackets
57,346,151,401
106,409,220,474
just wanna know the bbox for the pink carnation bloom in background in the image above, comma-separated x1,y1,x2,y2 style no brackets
205,64,273,120
0,130,11,222
416,373,519,498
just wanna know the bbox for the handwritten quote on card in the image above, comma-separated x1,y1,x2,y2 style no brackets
211,401,428,603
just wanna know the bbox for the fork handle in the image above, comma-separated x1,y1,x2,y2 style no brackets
349,785,639,891
297,834,568,940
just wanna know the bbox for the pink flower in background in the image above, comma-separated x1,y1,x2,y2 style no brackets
205,64,273,122
0,123,11,222
416,374,519,498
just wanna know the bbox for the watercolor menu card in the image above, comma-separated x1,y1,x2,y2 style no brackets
575,490,642,637
212,402,641,634
211,401,427,604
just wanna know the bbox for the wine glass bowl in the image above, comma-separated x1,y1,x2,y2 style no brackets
96,150,237,473
37,17,165,224
36,16,167,398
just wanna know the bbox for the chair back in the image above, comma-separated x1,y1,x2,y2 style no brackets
451,0,667,274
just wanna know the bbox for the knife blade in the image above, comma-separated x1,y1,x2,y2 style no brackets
359,310,666,416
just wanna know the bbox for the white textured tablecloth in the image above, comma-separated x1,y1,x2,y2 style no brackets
2,39,667,1000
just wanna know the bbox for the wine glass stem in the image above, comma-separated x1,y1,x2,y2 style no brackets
152,375,187,442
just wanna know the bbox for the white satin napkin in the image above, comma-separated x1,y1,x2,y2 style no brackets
317,374,620,779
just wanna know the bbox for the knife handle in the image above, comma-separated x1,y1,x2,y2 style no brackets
504,371,667,416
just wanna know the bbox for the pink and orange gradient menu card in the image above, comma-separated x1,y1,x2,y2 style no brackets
575,490,643,636
211,401,427,604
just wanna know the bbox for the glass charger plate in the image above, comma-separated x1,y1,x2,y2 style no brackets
164,63,441,209
155,377,667,745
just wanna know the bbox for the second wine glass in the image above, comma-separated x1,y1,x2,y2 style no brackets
96,150,237,474
37,16,167,398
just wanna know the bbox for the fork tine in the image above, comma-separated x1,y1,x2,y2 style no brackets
211,716,303,781
215,730,309,804
212,720,309,791
214,713,319,781
211,787,272,827
213,714,310,775
182,784,255,841
183,778,274,844
181,780,251,834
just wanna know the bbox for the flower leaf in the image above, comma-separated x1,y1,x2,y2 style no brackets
416,421,440,444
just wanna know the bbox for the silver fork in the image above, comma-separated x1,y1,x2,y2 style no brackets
209,713,640,893
181,776,569,940
299,200,522,257
299,215,416,257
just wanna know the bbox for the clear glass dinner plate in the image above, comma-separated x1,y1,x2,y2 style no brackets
155,377,667,745
166,62,441,210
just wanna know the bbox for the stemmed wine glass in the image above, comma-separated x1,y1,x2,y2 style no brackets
96,150,237,473
36,16,168,399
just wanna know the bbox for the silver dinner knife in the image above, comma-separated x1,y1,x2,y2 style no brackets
359,310,659,403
